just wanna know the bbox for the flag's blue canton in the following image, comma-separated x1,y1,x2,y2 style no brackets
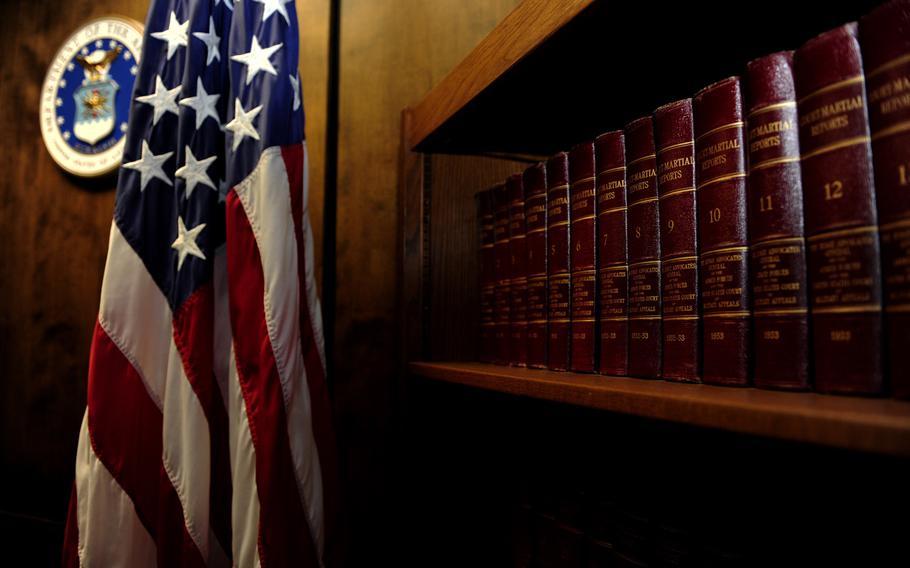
114,0,305,312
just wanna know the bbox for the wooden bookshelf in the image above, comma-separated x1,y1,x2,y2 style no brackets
399,0,910,457
398,1,910,562
410,361,910,457
398,0,908,462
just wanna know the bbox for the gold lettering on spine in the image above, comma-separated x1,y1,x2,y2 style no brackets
881,218,910,308
697,138,741,164
751,240,806,313
799,95,864,136
572,272,597,319
658,155,693,185
798,80,871,163
628,167,657,193
869,71,910,115
701,248,749,313
808,228,881,309
662,258,698,316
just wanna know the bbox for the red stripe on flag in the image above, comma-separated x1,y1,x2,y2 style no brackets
281,144,339,555
87,321,206,567
62,482,79,568
225,190,319,568
172,283,233,560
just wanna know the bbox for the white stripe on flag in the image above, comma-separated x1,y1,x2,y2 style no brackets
301,142,327,371
98,223,168,410
75,411,157,568
233,146,325,556
215,246,261,566
227,345,263,568
97,222,224,564
161,336,218,563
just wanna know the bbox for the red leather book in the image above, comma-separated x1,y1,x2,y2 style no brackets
477,188,496,363
693,77,751,386
625,117,662,379
524,162,549,369
492,182,512,365
595,131,630,376
547,152,572,371
744,51,810,390
795,23,883,394
508,173,528,367
654,99,700,383
569,142,597,372
861,0,910,398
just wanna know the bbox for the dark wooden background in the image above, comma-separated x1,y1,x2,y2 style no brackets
0,2,152,560
333,1,520,563
0,0,521,563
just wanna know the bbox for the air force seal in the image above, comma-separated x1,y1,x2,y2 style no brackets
40,17,143,177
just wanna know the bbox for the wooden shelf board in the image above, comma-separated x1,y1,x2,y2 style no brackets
406,0,883,157
408,0,594,152
409,361,910,457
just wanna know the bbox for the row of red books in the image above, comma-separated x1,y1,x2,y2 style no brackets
476,0,910,397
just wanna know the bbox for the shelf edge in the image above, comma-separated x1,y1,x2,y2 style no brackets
409,361,910,457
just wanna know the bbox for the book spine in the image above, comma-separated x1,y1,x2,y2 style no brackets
795,22,883,394
492,182,512,365
694,77,751,386
478,188,496,363
744,51,810,390
569,142,597,372
860,1,910,398
595,131,630,375
508,173,528,367
654,99,700,383
547,152,572,371
625,117,662,379
524,162,549,369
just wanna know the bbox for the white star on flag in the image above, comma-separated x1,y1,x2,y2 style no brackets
122,140,173,191
231,36,282,85
193,17,221,65
225,98,262,150
179,78,220,130
170,216,206,270
253,0,293,24
289,72,301,111
175,146,217,199
136,75,181,125
150,11,188,60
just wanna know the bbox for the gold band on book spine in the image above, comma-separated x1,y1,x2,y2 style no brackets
797,74,864,104
800,136,870,161
748,101,797,117
695,121,744,142
626,153,657,166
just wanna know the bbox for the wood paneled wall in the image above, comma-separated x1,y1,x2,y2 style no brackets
0,0,328,555
334,0,521,561
0,0,523,561
0,0,148,538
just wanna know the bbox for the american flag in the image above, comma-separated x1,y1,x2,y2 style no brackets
62,0,336,565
